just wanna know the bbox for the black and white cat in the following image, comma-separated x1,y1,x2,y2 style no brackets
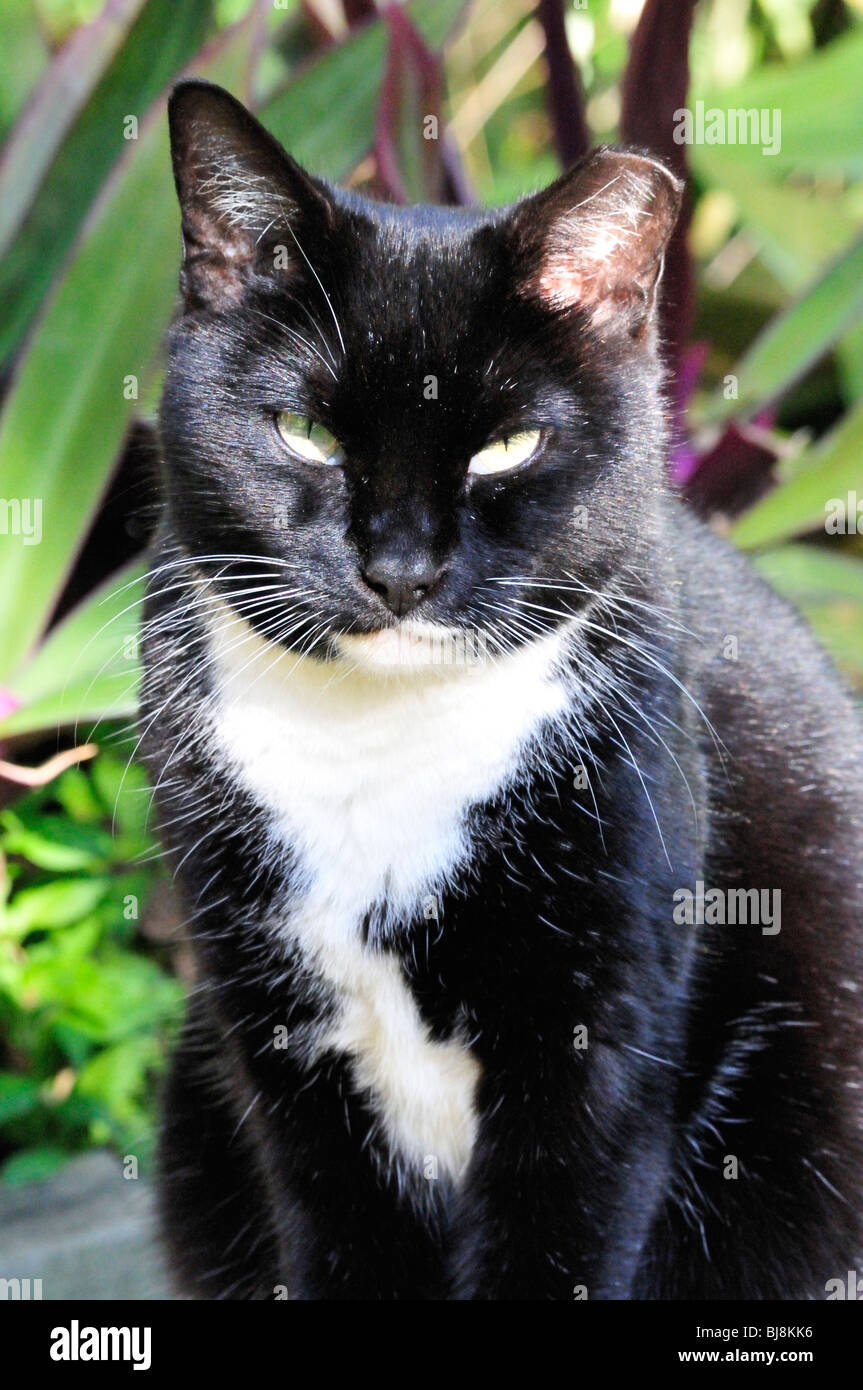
142,79,863,1300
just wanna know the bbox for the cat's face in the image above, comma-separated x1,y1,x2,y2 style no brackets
160,81,681,672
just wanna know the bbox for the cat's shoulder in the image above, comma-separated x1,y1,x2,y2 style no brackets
668,497,863,775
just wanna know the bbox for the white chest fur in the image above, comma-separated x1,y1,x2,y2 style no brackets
204,602,572,1181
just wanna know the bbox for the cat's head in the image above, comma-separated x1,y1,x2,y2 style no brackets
160,80,681,673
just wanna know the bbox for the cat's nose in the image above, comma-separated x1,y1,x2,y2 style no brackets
361,552,443,617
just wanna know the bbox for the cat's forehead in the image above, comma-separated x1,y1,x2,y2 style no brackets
321,194,507,356
333,188,501,285
336,186,496,240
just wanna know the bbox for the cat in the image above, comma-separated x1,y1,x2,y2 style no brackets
141,78,863,1300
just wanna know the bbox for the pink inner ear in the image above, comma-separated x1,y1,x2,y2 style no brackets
536,245,625,321
527,158,679,327
538,198,645,312
537,265,585,306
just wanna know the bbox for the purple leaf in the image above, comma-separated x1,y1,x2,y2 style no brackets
536,0,590,167
373,3,472,206
620,0,699,381
682,414,779,518
342,0,376,27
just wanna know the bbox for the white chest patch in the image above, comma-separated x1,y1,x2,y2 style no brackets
204,602,573,1182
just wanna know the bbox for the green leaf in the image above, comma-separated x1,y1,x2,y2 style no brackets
0,811,111,873
792,605,863,686
0,0,213,358
698,237,863,428
76,1035,160,1118
53,765,106,824
692,156,860,293
406,0,465,48
691,27,863,177
0,1145,69,1186
90,753,152,840
732,400,863,549
0,17,261,686
1,877,112,939
837,319,863,402
0,4,48,141
0,0,148,262
754,544,863,608
0,0,462,694
26,951,183,1043
753,543,863,682
26,915,104,967
0,562,144,739
0,1072,42,1125
261,0,464,176
0,128,177,685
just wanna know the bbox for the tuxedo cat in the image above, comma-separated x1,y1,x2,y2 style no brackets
143,79,863,1299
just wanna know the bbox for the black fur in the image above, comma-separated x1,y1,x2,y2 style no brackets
142,81,863,1300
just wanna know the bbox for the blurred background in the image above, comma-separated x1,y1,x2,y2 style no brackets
1,0,862,1222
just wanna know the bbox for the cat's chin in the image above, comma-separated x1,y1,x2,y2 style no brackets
336,621,490,676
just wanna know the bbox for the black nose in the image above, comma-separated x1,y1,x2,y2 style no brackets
361,552,442,617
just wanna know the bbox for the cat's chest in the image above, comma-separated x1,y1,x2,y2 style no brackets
203,605,571,1182
206,607,571,920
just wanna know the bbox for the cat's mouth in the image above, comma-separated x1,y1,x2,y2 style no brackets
336,620,491,675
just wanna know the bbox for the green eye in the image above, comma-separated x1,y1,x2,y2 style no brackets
468,429,542,477
275,411,342,465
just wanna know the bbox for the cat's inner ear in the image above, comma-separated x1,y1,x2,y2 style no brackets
511,149,682,337
168,80,331,309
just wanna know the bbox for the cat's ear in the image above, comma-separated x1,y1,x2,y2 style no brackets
509,148,682,339
168,80,333,309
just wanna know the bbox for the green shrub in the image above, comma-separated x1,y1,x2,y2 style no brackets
0,749,182,1184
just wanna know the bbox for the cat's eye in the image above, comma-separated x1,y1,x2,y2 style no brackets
468,429,543,477
275,411,342,465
